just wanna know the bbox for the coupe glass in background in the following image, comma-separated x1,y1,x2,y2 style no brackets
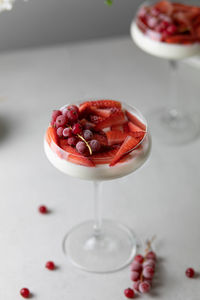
131,0,200,145
44,100,151,273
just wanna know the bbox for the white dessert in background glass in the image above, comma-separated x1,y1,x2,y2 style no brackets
44,99,151,273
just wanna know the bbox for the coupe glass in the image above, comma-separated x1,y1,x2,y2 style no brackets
130,0,200,145
44,100,151,273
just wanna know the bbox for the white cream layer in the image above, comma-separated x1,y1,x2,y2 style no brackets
130,21,200,60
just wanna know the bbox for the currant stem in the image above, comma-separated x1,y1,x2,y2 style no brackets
93,181,102,237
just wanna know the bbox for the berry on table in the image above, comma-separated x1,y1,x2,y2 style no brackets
146,251,156,261
45,261,55,270
20,288,30,298
38,205,48,214
143,266,154,279
130,271,140,282
133,280,140,292
130,261,142,272
124,288,135,298
72,123,82,135
134,254,144,264
143,259,155,268
139,281,151,293
185,268,195,278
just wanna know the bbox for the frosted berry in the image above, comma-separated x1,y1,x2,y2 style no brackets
139,281,151,293
38,205,48,214
166,24,177,35
56,115,67,127
89,139,101,153
63,127,72,138
45,261,55,270
51,110,62,125
143,266,154,279
130,271,140,281
56,127,64,137
83,129,93,141
143,259,155,268
133,280,140,292
130,261,142,272
185,268,195,278
76,141,87,155
67,137,77,146
134,254,144,264
124,288,135,298
65,109,78,123
72,123,82,135
146,251,156,261
20,288,30,298
67,105,79,115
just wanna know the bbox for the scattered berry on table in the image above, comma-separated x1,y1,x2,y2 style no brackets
38,205,48,214
130,261,142,272
134,254,144,264
143,266,154,279
133,280,140,292
146,251,156,261
124,288,135,298
20,288,30,298
130,271,140,281
139,281,151,293
185,268,195,278
45,261,55,270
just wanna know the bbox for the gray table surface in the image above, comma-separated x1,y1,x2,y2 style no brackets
0,36,200,300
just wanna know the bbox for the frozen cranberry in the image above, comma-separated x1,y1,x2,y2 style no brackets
20,288,30,298
38,205,48,214
139,281,151,293
57,127,64,137
67,137,78,146
89,139,101,153
72,123,82,135
55,115,67,127
185,268,195,278
124,288,135,298
63,127,72,137
76,141,87,155
83,129,93,141
134,254,144,264
146,251,156,261
45,261,55,270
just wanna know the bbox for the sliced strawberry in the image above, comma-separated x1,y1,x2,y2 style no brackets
89,106,112,118
79,102,90,117
93,132,108,146
80,99,122,109
109,136,139,166
128,122,146,139
60,142,94,167
111,124,123,131
46,127,59,146
80,118,95,129
95,110,126,130
106,130,128,146
155,0,173,15
165,34,197,44
91,148,119,165
125,110,146,131
123,122,129,133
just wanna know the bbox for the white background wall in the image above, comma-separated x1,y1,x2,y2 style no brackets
0,0,141,52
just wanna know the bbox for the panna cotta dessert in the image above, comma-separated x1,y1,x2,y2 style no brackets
131,0,200,59
44,99,151,180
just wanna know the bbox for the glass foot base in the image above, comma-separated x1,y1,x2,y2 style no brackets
149,108,200,145
63,220,137,273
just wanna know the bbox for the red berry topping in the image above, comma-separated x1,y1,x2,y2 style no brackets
72,123,82,135
139,281,151,293
65,109,78,123
143,266,154,279
20,288,30,298
67,137,78,146
83,129,93,141
38,205,48,214
51,110,62,125
130,271,140,282
55,115,67,127
45,261,55,270
67,105,79,115
185,268,195,278
56,126,64,137
146,251,156,261
134,254,144,264
76,141,88,155
89,139,101,153
124,288,135,298
63,127,72,138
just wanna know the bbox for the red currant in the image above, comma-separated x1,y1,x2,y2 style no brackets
20,288,30,298
38,205,48,214
185,268,195,278
124,288,135,298
46,261,55,270
134,254,144,264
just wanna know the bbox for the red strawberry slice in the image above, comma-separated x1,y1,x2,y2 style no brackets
91,148,119,165
109,135,139,166
93,133,108,146
89,106,112,118
125,110,146,131
95,110,126,130
106,130,128,146
111,124,123,131
80,118,95,129
128,122,146,139
165,34,197,44
79,102,90,117
80,99,122,109
60,141,94,167
155,0,173,15
46,127,59,146
123,122,129,133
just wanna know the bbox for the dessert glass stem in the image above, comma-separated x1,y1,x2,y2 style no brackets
93,181,102,237
168,59,179,119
